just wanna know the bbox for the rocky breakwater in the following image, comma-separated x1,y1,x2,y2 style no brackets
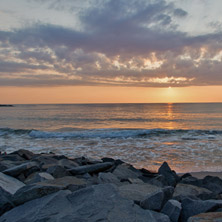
0,149,222,222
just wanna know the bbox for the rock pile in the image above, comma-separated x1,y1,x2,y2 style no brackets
0,149,222,222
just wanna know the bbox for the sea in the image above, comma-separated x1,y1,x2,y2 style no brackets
0,103,222,173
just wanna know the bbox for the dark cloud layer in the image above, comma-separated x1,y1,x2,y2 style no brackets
0,0,222,87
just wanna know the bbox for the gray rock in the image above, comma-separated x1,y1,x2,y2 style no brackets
202,176,222,194
98,172,121,185
37,176,87,191
161,199,182,222
25,172,54,184
119,183,161,202
12,184,62,206
180,176,202,187
0,188,13,216
0,184,170,222
181,198,222,222
149,174,169,187
69,162,114,175
140,190,164,211
158,162,179,187
173,183,214,201
187,212,222,222
0,172,25,194
58,158,79,169
46,165,71,178
11,149,35,160
3,161,39,177
113,163,142,180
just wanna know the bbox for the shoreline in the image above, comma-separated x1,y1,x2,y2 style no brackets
1,149,222,221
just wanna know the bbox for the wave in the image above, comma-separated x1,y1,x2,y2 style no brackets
1,127,222,139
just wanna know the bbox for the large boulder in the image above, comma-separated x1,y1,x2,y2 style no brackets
187,212,222,222
12,184,62,206
11,149,35,160
46,165,71,178
68,162,114,175
180,198,222,222
140,190,164,211
119,183,160,202
161,199,182,222
158,162,179,187
113,164,142,181
202,176,222,194
37,176,87,191
0,188,13,216
0,172,25,194
0,184,170,222
98,172,121,185
3,162,39,178
173,183,214,201
24,172,54,184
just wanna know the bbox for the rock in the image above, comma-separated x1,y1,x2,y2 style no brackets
12,184,62,206
69,162,114,175
113,164,142,181
0,172,25,194
180,198,222,222
202,176,222,194
24,172,54,184
161,199,182,222
180,176,202,187
0,188,13,216
158,162,179,187
187,212,222,222
173,183,214,201
0,154,25,162
0,184,171,222
162,186,175,204
46,165,71,178
37,176,87,191
128,178,144,184
149,174,169,187
58,158,79,169
140,190,164,211
98,172,121,185
3,162,39,178
33,155,59,169
119,183,160,202
11,149,35,160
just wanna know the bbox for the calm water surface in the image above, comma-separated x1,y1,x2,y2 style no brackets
0,103,222,172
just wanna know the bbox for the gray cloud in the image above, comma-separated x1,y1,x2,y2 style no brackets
0,0,222,87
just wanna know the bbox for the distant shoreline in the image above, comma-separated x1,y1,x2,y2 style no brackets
0,104,14,107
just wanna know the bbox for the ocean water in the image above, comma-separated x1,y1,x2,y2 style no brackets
0,103,222,173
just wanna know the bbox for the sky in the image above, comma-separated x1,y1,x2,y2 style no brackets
0,0,222,103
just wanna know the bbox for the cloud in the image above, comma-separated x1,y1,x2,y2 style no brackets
0,0,222,87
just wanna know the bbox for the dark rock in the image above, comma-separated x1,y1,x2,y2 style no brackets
187,212,222,222
3,162,39,178
180,198,222,222
58,158,79,169
12,184,62,206
0,154,25,162
161,199,182,222
158,162,179,187
140,190,164,211
0,172,25,194
202,176,222,194
0,185,170,222
69,162,114,175
46,165,71,178
162,186,174,205
149,174,169,187
173,183,214,201
11,149,35,160
32,155,59,169
119,183,161,202
37,176,87,190
180,176,202,187
0,188,13,216
113,164,142,180
180,173,192,180
98,172,121,185
24,172,54,184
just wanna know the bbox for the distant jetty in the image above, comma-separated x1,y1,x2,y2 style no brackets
0,105,14,107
